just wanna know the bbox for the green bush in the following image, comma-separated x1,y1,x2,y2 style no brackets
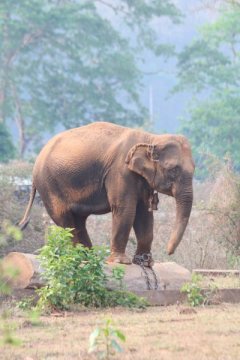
181,274,205,307
37,226,147,310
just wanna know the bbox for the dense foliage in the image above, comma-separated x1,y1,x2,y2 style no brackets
174,3,240,175
37,226,147,310
0,0,180,158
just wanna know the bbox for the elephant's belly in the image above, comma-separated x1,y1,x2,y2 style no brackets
69,189,111,216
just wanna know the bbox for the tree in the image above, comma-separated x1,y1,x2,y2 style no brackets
0,122,15,162
0,0,180,158
174,2,240,174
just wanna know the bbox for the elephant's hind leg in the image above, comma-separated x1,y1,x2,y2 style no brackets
48,207,92,247
72,217,92,248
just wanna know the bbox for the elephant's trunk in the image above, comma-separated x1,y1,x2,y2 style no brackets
167,180,193,255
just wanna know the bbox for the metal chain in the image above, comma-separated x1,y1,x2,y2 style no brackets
149,267,158,290
133,253,159,290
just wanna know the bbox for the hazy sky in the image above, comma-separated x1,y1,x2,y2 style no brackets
143,0,219,133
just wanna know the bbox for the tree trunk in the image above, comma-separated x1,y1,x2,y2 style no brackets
12,85,26,158
1,252,44,289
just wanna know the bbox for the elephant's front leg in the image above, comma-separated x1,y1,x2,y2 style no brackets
107,204,136,265
133,202,154,267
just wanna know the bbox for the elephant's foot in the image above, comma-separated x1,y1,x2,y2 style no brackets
106,252,132,265
132,253,154,268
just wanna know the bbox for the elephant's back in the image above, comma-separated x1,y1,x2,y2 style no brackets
33,122,130,179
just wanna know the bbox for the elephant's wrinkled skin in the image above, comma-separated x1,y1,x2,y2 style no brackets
19,122,195,265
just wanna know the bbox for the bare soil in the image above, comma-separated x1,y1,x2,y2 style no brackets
1,304,240,360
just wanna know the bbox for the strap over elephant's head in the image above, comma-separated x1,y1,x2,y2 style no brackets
125,143,159,189
125,143,158,164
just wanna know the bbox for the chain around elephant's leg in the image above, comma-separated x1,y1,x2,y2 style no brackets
133,202,154,267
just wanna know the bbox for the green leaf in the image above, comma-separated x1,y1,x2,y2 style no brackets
110,339,123,353
89,328,101,352
114,330,126,342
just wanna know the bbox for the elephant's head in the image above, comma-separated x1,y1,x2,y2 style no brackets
125,136,195,255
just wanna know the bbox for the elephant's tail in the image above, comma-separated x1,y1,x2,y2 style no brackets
18,184,36,230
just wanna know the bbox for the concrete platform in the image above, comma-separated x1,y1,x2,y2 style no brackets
106,262,240,305
134,288,240,306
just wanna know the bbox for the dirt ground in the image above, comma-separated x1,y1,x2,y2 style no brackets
1,304,240,360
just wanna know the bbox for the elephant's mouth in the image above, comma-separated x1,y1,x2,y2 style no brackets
158,187,174,197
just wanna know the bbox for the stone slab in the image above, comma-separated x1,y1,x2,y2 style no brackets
133,288,240,306
134,289,186,306
193,269,240,277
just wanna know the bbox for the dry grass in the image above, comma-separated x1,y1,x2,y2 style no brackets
200,275,240,289
1,304,240,360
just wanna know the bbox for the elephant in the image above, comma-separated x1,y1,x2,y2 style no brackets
19,121,195,266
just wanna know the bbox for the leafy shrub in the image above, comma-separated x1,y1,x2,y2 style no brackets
37,226,147,310
181,274,205,307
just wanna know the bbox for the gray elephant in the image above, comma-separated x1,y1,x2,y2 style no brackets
19,122,195,266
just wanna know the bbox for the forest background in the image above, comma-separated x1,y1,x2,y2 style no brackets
1,0,240,177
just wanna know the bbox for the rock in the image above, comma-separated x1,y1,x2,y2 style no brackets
106,261,191,291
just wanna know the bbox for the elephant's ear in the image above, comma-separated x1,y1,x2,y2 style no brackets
125,143,156,185
156,141,182,170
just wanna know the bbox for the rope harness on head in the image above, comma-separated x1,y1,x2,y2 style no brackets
133,253,159,290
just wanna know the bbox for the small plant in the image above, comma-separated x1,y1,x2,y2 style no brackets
203,282,219,305
17,296,35,311
24,309,42,327
88,318,125,359
181,274,205,307
111,265,125,290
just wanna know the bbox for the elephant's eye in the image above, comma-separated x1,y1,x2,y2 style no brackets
168,166,180,179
